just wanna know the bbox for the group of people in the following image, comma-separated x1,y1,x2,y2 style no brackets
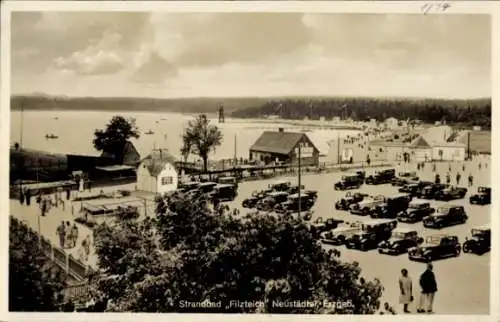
56,221,80,249
55,220,92,262
395,263,438,314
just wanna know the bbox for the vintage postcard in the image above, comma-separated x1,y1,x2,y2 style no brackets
1,1,497,321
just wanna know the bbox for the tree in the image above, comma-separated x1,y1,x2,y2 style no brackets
93,116,140,164
91,192,383,313
9,217,66,311
181,114,223,172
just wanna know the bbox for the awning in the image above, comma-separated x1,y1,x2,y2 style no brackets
95,165,135,172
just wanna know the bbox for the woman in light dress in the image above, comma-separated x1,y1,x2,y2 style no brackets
399,268,413,313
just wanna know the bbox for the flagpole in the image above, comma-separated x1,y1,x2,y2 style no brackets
298,144,301,217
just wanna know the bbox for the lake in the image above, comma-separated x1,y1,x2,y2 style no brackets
10,111,360,161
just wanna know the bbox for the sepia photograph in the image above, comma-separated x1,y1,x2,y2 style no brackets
5,4,493,317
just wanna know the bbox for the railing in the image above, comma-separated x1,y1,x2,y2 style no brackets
10,216,91,282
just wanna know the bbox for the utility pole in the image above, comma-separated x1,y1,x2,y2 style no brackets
234,133,237,164
298,143,302,217
337,135,341,165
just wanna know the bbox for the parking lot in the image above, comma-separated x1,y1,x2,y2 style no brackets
227,160,491,314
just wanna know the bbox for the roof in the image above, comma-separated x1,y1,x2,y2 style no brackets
140,149,178,177
409,136,432,148
101,141,141,165
456,131,491,154
305,131,335,156
368,139,407,147
392,227,417,233
473,224,490,231
410,134,465,149
250,131,318,155
95,165,135,172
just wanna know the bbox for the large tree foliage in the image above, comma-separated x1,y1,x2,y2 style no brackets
93,116,140,164
181,114,223,172
232,98,491,129
9,217,66,311
91,192,383,313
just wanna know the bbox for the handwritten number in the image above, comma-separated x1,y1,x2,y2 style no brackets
421,1,451,14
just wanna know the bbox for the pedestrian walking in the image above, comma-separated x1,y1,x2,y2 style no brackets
56,221,66,248
417,163,421,171
71,223,79,248
434,174,440,184
64,221,72,248
417,263,437,314
462,164,466,172
432,163,436,172
66,188,71,200
445,173,451,185
82,235,91,262
399,268,413,313
456,173,461,185
478,162,482,170
20,189,25,205
26,189,31,206
468,174,474,187
448,164,451,172
421,162,425,170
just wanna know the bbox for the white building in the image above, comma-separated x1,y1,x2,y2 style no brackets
136,149,179,194
408,135,465,162
384,117,399,129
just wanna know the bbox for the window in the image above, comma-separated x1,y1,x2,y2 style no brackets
161,176,173,186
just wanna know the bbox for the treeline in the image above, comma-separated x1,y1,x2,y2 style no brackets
10,95,270,115
231,97,492,129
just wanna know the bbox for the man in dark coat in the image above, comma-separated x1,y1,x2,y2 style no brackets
417,263,437,313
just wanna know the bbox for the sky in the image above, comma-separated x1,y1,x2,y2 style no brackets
11,12,491,99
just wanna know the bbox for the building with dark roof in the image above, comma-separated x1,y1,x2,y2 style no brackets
101,141,141,166
249,128,320,166
136,149,179,194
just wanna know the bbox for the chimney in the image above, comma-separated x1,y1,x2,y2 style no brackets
278,128,284,132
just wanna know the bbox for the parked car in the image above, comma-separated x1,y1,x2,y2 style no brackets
420,183,448,199
197,182,218,194
287,184,305,194
268,180,291,192
217,176,238,188
378,228,424,255
345,219,398,251
334,175,363,190
398,183,420,197
422,205,468,229
304,190,319,201
371,193,412,219
256,191,289,211
408,235,461,262
320,222,363,246
397,200,435,223
177,182,200,193
349,195,386,216
434,186,467,201
391,172,419,186
310,217,345,238
365,169,396,185
469,187,491,205
335,192,369,210
275,193,315,213
242,189,272,208
463,225,491,255
210,184,238,202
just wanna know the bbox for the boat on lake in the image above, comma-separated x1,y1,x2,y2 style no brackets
45,134,59,139
144,130,155,135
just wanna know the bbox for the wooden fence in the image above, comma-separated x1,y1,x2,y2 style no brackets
10,217,93,301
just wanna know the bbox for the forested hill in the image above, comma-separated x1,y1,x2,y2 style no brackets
10,95,271,115
231,97,491,129
11,95,491,129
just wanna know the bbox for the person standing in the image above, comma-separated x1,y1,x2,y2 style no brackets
456,173,461,185
71,223,79,248
432,163,436,172
462,164,466,172
56,221,66,248
478,162,482,170
399,268,413,313
64,221,72,249
468,174,474,187
25,189,31,206
445,173,451,185
418,263,437,314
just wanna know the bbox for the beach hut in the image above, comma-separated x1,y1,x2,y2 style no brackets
136,149,178,194
249,129,320,166
384,117,399,130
